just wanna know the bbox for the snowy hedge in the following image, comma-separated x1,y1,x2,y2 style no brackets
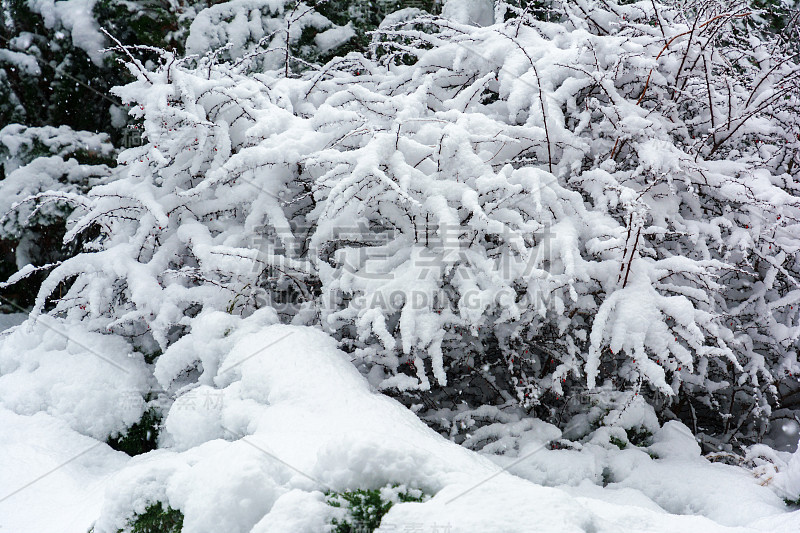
3,0,800,450
1,1,800,531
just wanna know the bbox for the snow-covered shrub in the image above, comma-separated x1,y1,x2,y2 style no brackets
15,47,317,357
185,0,357,73
106,406,162,456
6,0,800,452
309,0,800,449
326,485,426,533
321,0,443,59
0,124,115,307
0,125,115,228
112,502,183,533
748,440,800,504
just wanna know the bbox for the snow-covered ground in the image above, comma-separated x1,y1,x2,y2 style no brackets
1,321,798,532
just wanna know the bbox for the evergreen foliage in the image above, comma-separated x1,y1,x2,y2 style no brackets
327,485,426,533
106,407,161,456
117,502,183,533
0,0,124,133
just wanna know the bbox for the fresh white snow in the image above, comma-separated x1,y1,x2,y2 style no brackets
2,1,800,532
1,322,798,532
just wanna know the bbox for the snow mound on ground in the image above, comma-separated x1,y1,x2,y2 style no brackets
0,408,130,532
0,318,149,440
772,445,800,501
0,322,795,532
83,324,793,532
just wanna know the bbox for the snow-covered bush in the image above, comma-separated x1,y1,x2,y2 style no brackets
5,0,800,453
112,502,183,533
0,124,115,307
309,0,800,449
0,124,115,229
184,0,357,73
326,485,426,533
